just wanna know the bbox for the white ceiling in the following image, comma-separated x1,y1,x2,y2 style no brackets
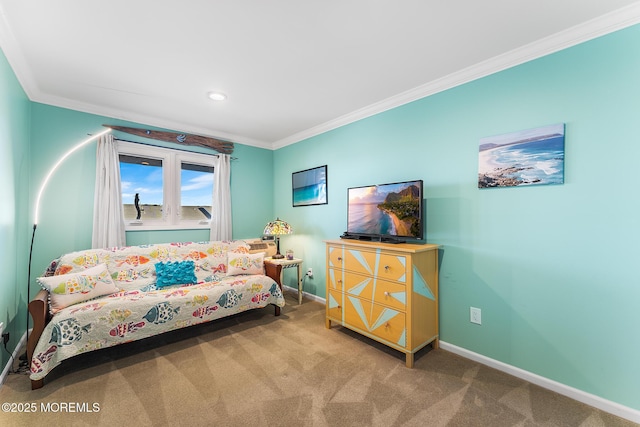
1,1,640,150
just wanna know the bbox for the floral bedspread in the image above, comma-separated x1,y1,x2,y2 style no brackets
30,240,285,381
30,275,284,381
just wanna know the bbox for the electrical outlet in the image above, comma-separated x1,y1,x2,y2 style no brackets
470,307,482,325
306,268,313,277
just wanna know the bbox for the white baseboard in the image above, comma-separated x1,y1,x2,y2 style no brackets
282,285,326,304
439,341,640,424
0,330,28,388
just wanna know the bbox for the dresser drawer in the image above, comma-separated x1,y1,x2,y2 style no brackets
327,289,343,320
344,295,406,348
344,271,406,311
327,245,345,269
327,268,344,292
338,249,407,283
375,253,407,283
343,249,376,275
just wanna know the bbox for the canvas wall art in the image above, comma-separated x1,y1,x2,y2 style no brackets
292,165,328,206
478,123,565,188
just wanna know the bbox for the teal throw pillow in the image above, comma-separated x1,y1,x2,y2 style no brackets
155,260,197,288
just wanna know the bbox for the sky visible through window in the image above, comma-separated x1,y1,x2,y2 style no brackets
120,162,213,206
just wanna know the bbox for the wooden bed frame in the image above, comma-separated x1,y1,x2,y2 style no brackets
26,263,283,390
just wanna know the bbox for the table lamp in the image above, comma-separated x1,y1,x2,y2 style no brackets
263,217,292,259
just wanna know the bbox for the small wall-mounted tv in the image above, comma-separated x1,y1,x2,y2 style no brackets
342,180,424,243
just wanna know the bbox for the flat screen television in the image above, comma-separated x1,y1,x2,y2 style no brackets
342,179,424,243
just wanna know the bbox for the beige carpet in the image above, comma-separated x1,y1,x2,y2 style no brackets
0,293,635,426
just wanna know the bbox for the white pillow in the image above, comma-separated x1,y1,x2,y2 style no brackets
37,263,119,313
227,252,264,276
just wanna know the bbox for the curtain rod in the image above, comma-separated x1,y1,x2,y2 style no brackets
88,133,238,160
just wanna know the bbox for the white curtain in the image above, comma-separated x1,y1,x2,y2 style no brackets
92,133,126,248
210,154,232,241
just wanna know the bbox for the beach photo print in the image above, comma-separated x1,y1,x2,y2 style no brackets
478,123,565,188
292,165,328,207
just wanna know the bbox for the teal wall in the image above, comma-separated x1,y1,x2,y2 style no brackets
0,47,30,370
28,103,274,319
273,25,640,409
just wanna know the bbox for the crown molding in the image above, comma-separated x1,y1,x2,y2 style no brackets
31,92,273,150
272,2,640,150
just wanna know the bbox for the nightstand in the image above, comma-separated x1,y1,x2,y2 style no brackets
264,257,303,304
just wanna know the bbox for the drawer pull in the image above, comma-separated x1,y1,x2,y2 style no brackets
384,265,390,271
337,257,343,261
385,322,390,329
384,291,390,297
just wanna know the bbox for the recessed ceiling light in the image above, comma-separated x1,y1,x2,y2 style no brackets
208,92,227,101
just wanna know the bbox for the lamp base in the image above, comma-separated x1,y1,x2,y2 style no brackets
272,236,284,259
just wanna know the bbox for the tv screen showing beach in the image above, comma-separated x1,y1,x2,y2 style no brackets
347,180,422,238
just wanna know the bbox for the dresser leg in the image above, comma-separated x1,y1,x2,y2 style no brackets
325,318,332,329
405,353,414,368
432,338,439,349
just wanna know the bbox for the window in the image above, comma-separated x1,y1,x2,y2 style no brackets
118,141,215,230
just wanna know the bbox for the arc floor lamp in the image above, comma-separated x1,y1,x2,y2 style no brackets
24,128,112,362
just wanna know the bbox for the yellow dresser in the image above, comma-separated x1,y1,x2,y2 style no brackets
325,239,439,367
